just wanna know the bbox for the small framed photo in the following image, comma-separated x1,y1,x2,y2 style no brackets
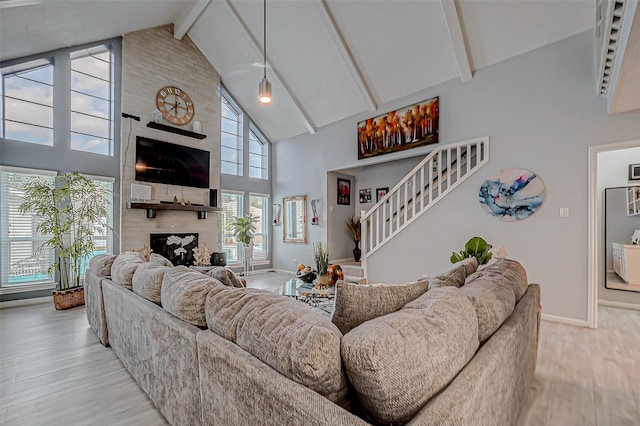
630,164,640,181
337,178,351,205
359,188,372,203
376,187,389,202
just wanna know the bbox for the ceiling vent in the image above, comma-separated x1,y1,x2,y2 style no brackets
595,0,628,96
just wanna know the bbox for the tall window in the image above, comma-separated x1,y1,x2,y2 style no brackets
0,167,56,288
249,128,268,180
221,95,242,176
0,59,54,146
221,191,244,264
70,45,114,155
249,194,269,262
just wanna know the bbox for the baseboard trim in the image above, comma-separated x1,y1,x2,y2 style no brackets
541,313,590,328
599,300,640,311
0,296,52,309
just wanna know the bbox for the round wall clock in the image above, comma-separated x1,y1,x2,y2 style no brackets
156,86,194,125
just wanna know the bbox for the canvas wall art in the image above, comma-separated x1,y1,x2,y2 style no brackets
376,187,389,202
359,188,372,203
478,168,545,221
357,96,439,160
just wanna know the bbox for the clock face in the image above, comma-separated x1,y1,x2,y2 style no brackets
156,86,194,125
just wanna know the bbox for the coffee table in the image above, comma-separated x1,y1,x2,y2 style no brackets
278,278,335,299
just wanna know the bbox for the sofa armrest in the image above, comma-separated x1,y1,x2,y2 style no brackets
196,330,368,426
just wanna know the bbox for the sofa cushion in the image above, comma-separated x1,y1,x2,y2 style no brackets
150,253,173,267
465,259,528,301
88,254,117,277
341,287,479,425
330,279,429,334
161,266,223,327
110,251,145,290
460,278,516,342
428,257,478,290
132,262,172,304
205,287,348,407
205,267,245,288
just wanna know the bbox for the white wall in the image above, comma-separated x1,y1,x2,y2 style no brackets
597,147,640,305
273,31,640,322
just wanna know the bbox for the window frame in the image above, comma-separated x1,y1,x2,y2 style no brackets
220,190,245,265
248,192,270,263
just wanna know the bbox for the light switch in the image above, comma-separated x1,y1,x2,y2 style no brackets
559,207,570,218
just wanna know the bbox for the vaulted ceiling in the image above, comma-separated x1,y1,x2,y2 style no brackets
1,1,636,143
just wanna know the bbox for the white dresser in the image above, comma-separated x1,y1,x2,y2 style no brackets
612,243,640,285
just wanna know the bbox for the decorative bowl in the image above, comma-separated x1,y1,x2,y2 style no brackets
296,270,317,283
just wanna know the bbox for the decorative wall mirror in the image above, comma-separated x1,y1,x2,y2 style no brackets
283,195,307,244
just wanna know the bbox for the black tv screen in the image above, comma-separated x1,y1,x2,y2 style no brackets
135,137,210,189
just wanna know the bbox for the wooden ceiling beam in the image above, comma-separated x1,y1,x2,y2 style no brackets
173,0,211,41
440,0,473,82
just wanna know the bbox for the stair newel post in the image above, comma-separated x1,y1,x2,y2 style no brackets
360,209,367,275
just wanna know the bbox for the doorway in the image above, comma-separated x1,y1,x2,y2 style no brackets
588,139,640,329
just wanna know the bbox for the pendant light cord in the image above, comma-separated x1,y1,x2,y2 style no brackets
263,0,267,79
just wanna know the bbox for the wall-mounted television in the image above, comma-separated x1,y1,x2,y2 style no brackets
135,136,210,189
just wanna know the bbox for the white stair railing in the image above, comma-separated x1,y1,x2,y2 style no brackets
361,136,490,275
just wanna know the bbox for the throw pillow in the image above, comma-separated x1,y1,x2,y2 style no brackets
465,258,528,301
206,267,245,288
341,287,479,425
330,279,429,335
428,257,478,290
460,278,516,342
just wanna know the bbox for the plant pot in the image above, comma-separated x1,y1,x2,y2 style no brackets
353,240,362,262
243,245,254,260
52,287,85,310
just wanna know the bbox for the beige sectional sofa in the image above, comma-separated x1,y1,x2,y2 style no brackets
85,253,541,426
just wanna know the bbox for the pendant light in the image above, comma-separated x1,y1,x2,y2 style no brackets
258,0,272,104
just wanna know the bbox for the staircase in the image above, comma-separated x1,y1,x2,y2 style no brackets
360,136,490,279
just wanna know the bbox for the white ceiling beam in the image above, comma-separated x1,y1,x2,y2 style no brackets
224,0,316,135
173,0,211,41
315,0,377,112
440,0,473,82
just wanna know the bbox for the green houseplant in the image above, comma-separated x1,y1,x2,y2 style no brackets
19,171,111,309
311,242,331,288
450,236,493,265
232,213,258,268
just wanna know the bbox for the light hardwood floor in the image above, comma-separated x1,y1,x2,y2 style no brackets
1,272,639,425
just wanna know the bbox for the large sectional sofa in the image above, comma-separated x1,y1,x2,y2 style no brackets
85,252,541,425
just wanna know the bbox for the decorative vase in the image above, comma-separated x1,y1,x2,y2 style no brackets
353,240,361,262
328,264,344,286
52,287,85,310
315,274,329,290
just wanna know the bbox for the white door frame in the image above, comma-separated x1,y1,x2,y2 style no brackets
588,138,640,329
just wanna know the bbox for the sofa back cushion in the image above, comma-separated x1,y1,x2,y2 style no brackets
132,262,172,304
205,267,245,288
89,254,117,277
341,287,479,425
465,259,528,301
150,253,173,267
111,252,145,290
460,278,516,342
205,287,348,407
428,257,478,290
330,279,429,334
161,266,223,327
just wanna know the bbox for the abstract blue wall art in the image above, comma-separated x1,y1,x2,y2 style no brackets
479,168,545,221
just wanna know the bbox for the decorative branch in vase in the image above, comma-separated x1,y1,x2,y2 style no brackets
346,215,362,262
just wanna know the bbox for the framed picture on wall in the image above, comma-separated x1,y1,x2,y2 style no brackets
630,163,640,181
359,188,372,203
337,178,351,205
376,187,389,202
357,96,439,160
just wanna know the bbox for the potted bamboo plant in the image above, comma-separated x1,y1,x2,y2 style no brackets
311,242,331,289
19,171,111,310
